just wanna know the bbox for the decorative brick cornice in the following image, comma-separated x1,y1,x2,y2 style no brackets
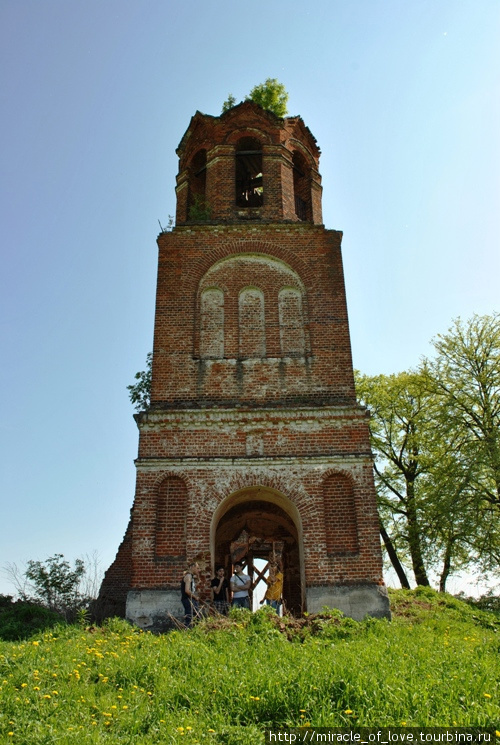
134,455,374,469
136,405,368,432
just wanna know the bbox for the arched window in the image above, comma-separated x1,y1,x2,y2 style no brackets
292,151,311,221
187,149,207,220
279,287,306,357
155,476,188,557
322,474,359,554
200,288,224,358
239,287,266,357
236,137,263,208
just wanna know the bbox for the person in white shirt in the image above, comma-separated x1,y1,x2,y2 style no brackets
230,562,251,609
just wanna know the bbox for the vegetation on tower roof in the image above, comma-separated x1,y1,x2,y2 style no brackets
222,78,289,118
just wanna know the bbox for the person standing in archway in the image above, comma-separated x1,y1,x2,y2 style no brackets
260,560,283,614
210,566,230,614
230,562,251,609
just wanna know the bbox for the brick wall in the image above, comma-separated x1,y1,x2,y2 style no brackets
118,455,384,596
151,225,355,408
175,102,322,226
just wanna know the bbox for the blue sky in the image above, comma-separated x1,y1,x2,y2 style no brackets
1,1,499,596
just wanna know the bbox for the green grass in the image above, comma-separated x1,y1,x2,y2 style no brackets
0,588,499,743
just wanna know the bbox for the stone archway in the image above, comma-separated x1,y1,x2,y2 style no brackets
211,486,304,615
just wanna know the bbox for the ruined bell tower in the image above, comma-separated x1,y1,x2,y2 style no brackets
98,100,390,626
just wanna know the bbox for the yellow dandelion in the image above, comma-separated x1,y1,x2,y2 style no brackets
33,686,40,691
43,694,51,699
484,693,492,698
344,709,353,715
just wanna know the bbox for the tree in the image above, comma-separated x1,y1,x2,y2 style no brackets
416,425,483,591
247,78,289,117
356,370,433,587
4,553,103,623
222,79,289,118
424,313,500,573
221,93,236,113
357,367,499,590
356,313,500,590
426,313,500,510
25,554,86,618
127,352,152,412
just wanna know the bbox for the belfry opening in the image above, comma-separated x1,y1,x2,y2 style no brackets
97,99,391,629
212,487,303,615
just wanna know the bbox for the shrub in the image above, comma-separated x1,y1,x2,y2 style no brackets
0,595,64,641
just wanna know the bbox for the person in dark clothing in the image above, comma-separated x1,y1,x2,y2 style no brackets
210,566,230,614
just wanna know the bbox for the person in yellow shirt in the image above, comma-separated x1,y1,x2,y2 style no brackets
260,560,283,614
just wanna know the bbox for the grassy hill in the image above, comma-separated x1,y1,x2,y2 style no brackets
0,588,499,743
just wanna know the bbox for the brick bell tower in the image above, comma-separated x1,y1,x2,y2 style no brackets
98,100,390,627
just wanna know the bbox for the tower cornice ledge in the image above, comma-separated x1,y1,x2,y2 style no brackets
158,222,343,238
134,454,375,469
135,404,370,431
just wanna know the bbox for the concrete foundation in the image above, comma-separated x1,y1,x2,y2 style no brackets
306,584,391,620
126,584,391,633
126,590,185,631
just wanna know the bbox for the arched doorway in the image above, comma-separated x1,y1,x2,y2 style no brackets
211,487,303,615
